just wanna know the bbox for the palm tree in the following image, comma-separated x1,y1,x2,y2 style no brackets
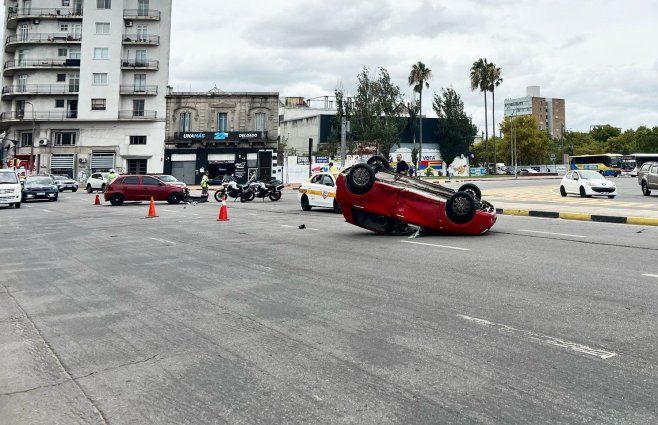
470,58,490,165
408,62,432,174
487,62,503,171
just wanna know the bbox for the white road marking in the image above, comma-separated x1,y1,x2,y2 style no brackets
41,209,52,213
401,240,470,251
519,229,587,238
149,237,176,245
641,273,658,279
162,209,179,213
26,205,33,208
281,225,295,228
458,314,617,360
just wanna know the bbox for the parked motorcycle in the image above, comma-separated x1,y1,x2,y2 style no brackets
214,175,249,202
240,177,284,203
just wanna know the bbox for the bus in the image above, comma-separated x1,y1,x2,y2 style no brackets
627,154,658,177
569,154,622,177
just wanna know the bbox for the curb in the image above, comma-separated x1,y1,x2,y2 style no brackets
496,208,658,226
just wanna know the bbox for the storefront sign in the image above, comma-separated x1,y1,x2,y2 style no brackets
176,131,268,142
297,157,310,165
315,156,329,163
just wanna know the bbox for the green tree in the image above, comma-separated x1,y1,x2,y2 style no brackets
470,58,490,161
605,129,637,154
432,87,477,167
408,62,432,166
500,115,551,164
564,131,598,155
635,126,658,152
590,124,621,143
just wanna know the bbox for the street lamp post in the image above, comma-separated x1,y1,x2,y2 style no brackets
25,101,36,176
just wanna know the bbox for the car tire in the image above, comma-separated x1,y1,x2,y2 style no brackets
72,188,77,193
608,195,615,199
458,183,482,200
269,191,282,202
366,155,392,172
50,195,58,202
58,188,64,193
167,192,182,204
579,186,587,198
301,194,312,211
86,184,93,193
560,186,567,197
642,182,651,196
445,191,476,224
109,193,124,206
333,199,342,214
14,202,21,209
346,163,376,195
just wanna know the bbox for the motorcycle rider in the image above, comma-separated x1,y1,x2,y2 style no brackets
200,171,209,196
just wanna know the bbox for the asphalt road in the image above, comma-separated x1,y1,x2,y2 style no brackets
1,191,656,424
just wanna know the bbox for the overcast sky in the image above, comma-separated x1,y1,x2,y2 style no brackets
168,0,658,133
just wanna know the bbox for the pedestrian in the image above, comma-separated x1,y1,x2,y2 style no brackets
107,169,118,183
201,171,209,196
396,154,409,175
329,162,339,173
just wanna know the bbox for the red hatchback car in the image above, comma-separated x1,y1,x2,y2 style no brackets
104,175,186,206
335,156,496,236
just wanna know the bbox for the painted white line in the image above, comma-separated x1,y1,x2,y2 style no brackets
26,205,33,208
641,273,658,279
458,314,617,360
41,209,52,213
281,225,296,228
162,209,179,213
149,237,176,245
401,240,470,251
519,229,587,238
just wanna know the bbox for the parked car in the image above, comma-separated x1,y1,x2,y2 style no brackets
22,175,59,202
560,170,617,198
298,172,341,213
518,168,539,175
335,156,496,236
86,172,110,193
0,169,22,208
104,175,187,206
156,175,188,192
51,174,79,192
638,162,658,196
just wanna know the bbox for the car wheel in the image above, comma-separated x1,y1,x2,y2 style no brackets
579,186,587,198
608,195,615,199
50,195,58,202
167,192,182,204
301,194,312,211
269,191,282,201
86,184,93,193
458,183,482,200
109,193,124,206
366,155,392,172
72,188,77,193
333,199,342,214
445,191,476,224
560,186,567,197
642,182,651,196
14,202,21,209
58,188,64,193
346,163,376,195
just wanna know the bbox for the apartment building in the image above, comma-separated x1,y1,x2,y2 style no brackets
504,86,566,139
0,0,171,178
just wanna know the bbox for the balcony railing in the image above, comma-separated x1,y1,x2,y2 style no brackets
0,110,78,122
118,110,158,120
119,85,158,95
121,59,159,70
4,59,81,70
7,7,83,20
6,33,82,45
123,9,161,20
122,34,160,45
2,84,79,96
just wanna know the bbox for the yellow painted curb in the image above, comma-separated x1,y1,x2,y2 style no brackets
626,217,658,226
559,212,591,221
502,209,530,216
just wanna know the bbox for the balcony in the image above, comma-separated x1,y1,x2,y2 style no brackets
0,110,78,123
119,85,158,95
122,34,160,45
6,33,82,52
121,59,159,71
124,9,161,20
3,59,80,75
2,84,79,98
6,7,83,29
118,110,158,120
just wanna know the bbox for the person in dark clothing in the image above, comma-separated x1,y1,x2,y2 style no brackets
396,154,410,175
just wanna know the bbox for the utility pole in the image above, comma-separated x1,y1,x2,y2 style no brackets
308,138,313,177
25,101,35,176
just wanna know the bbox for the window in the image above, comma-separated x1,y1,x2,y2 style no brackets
134,74,146,91
69,49,81,59
135,49,147,66
55,99,65,108
56,73,66,82
93,48,109,60
97,0,111,9
127,159,147,175
20,132,33,147
95,22,110,34
123,176,139,185
310,175,322,184
652,165,658,174
136,25,148,40
142,176,160,186
322,175,335,187
91,98,106,110
132,99,145,116
217,112,228,132
254,112,267,131
130,136,147,145
54,132,77,146
137,0,149,16
17,75,28,91
59,23,69,32
179,112,191,132
92,73,108,85
62,0,70,5
58,48,68,57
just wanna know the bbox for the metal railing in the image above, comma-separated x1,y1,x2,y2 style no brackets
2,84,79,95
4,59,81,70
122,34,160,44
118,110,157,120
0,110,78,121
6,33,82,45
119,85,158,95
121,59,159,69
7,8,83,19
123,9,161,20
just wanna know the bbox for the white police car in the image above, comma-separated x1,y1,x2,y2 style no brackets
298,172,341,213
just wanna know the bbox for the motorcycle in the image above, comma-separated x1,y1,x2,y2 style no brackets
213,175,250,202
240,177,284,203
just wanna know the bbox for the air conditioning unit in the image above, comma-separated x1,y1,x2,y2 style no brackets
38,139,49,146
125,20,133,27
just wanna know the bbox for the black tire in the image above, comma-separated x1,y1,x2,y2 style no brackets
86,184,93,193
72,188,77,193
560,186,567,197
642,182,651,196
346,163,376,195
240,192,252,203
167,192,182,204
366,155,392,172
458,183,482,200
58,188,64,193
109,193,124,206
579,186,587,198
446,191,477,224
608,195,615,199
214,190,226,202
333,200,342,214
269,191,282,202
301,194,312,211
14,202,21,209
50,195,58,202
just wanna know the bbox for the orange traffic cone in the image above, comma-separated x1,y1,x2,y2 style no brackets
146,197,158,218
94,194,101,205
217,197,229,221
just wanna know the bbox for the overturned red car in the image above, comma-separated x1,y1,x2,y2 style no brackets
336,156,496,236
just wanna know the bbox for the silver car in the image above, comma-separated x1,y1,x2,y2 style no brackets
638,162,658,196
51,175,79,192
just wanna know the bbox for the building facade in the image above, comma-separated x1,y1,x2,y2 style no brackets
504,86,565,139
164,88,279,184
1,0,172,178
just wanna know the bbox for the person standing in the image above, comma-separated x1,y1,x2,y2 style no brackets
329,162,339,173
107,169,118,183
396,154,409,175
200,171,209,195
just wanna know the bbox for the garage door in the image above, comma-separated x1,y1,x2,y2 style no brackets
51,154,75,177
91,153,115,172
171,161,196,184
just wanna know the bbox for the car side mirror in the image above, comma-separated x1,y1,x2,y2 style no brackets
573,176,579,181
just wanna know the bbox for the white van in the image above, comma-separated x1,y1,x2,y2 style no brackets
0,169,22,208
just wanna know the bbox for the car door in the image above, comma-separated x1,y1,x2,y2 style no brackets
570,171,581,193
307,174,324,206
120,175,140,200
141,176,165,200
650,165,658,189
319,174,336,207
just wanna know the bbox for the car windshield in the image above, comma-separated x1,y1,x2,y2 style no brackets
579,170,604,179
0,172,19,184
25,177,53,185
101,173,109,178
158,175,177,182
54,175,67,181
